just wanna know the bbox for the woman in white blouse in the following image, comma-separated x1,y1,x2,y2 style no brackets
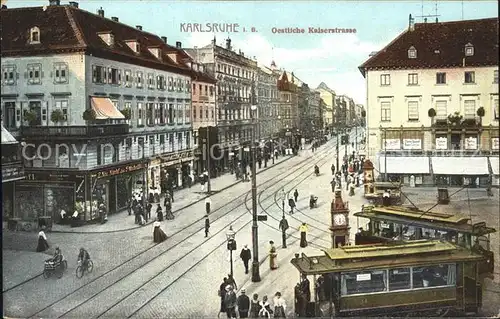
273,292,286,318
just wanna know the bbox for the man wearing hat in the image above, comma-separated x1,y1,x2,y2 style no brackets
237,288,250,318
224,285,237,318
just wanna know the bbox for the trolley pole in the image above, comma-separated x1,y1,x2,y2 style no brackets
251,103,261,282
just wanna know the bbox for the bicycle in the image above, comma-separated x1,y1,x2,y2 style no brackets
43,258,67,279
75,259,94,278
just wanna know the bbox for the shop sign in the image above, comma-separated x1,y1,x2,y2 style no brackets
150,158,162,167
160,150,193,164
402,139,422,150
435,137,447,150
93,163,145,179
2,165,24,182
492,138,499,150
383,139,400,150
464,137,477,150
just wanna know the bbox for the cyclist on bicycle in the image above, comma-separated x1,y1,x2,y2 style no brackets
78,247,90,268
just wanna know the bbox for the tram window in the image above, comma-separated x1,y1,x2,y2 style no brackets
341,270,387,295
389,268,411,291
412,264,456,288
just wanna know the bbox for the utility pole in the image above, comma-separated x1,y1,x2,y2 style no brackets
250,79,261,282
206,127,211,194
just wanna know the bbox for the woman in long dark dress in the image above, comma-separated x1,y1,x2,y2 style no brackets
37,228,49,252
153,221,167,243
218,277,228,317
298,223,308,248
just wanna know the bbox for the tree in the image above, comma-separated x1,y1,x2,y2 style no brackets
50,109,65,124
476,107,485,126
82,109,97,122
24,109,37,126
120,107,131,120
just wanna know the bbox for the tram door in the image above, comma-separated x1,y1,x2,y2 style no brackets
463,262,480,312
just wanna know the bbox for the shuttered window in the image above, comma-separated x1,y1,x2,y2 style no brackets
436,101,447,118
464,100,476,118
408,101,419,121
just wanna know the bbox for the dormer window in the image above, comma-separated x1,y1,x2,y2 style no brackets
465,43,474,56
408,46,417,59
29,26,40,44
125,40,140,54
148,47,161,60
98,32,114,46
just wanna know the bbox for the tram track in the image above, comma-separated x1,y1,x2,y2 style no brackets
20,140,336,318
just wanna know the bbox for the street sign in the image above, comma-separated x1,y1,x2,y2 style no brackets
257,215,268,221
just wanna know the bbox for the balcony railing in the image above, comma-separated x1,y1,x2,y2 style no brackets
21,124,130,138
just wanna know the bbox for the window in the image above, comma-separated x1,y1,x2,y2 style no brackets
30,26,40,44
436,72,446,84
124,69,132,87
177,132,183,150
177,78,183,92
388,268,411,291
168,77,173,91
176,104,183,124
54,100,68,121
210,86,214,97
147,103,154,125
157,75,166,90
92,65,106,84
193,106,197,120
408,46,417,59
186,131,191,148
380,74,390,86
2,101,16,129
464,71,475,84
464,100,476,118
137,102,144,126
186,79,191,92
495,99,499,120
185,104,191,124
436,101,447,118
147,73,155,89
408,73,418,85
169,133,174,151
158,103,165,124
53,63,68,84
2,65,16,85
108,67,120,85
206,108,209,119
168,103,174,124
465,43,474,56
136,71,143,88
381,101,391,121
193,83,196,94
408,101,418,121
494,70,498,84
341,270,387,295
27,63,42,84
412,264,456,288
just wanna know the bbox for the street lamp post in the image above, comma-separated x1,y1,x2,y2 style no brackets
206,127,212,194
250,103,261,282
226,225,236,277
336,130,339,170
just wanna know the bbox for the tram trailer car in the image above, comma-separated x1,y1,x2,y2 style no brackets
291,240,486,317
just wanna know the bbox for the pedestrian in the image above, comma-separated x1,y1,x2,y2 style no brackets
278,216,289,248
269,240,278,270
259,295,272,318
36,227,49,252
218,278,228,317
204,214,210,238
382,190,391,206
293,189,299,203
300,273,311,302
349,182,355,196
156,204,163,222
237,289,250,318
299,222,308,248
227,273,238,290
224,285,237,319
288,197,295,214
240,244,252,274
127,198,132,216
258,158,262,169
146,202,152,221
249,293,261,318
331,164,335,175
153,221,167,243
330,178,336,192
205,197,212,215
273,292,286,318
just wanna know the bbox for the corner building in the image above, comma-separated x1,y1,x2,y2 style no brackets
1,3,195,223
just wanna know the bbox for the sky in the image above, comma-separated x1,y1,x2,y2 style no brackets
6,0,498,104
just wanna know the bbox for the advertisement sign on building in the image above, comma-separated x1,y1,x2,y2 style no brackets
435,137,447,150
402,139,422,150
464,137,478,150
383,139,400,150
492,138,499,150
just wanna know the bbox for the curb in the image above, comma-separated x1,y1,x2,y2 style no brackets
48,155,295,234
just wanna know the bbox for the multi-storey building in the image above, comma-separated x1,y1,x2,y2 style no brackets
277,71,300,147
359,16,499,187
355,104,366,126
257,63,280,141
316,82,336,132
2,124,25,221
297,83,322,139
186,38,259,171
1,3,195,223
336,95,355,127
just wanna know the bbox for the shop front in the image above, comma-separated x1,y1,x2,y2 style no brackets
378,156,431,186
431,156,490,187
160,150,195,189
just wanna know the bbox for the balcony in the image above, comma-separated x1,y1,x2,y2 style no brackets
21,124,130,139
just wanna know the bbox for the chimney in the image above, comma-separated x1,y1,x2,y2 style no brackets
409,14,415,31
111,16,119,22
49,0,60,5
226,38,231,50
424,18,427,23
161,36,167,43
136,25,142,30
211,36,216,45
68,1,79,8
435,18,439,23
97,7,104,17
176,41,182,49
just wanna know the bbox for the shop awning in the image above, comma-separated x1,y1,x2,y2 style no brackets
378,156,430,174
1,124,18,144
432,157,489,175
490,157,499,175
90,97,125,120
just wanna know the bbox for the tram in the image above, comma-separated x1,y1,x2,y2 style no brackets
291,240,486,317
364,181,403,205
353,205,496,274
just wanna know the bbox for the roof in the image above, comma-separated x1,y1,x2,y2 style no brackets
316,82,336,95
359,17,499,76
1,124,18,144
362,205,470,223
1,5,194,77
291,243,483,275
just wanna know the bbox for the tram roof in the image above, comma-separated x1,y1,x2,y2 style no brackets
291,241,484,275
355,206,496,235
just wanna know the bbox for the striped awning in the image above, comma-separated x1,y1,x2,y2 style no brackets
90,97,125,120
1,124,18,145
432,157,489,175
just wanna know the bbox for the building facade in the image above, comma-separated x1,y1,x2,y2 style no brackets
257,63,280,141
316,82,336,132
1,3,195,222
359,16,499,186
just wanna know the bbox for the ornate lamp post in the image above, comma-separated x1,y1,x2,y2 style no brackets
226,225,236,277
250,103,261,282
